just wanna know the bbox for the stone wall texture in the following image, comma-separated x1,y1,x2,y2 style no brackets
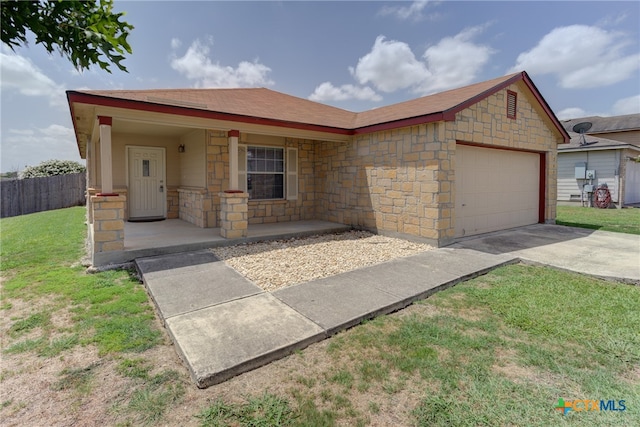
90,194,125,253
98,83,560,251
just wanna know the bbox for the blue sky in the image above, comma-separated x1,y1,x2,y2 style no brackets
1,1,639,172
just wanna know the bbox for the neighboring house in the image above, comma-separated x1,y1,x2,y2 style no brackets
557,130,640,207
67,71,569,266
561,114,640,146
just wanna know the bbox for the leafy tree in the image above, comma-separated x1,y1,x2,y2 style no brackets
21,160,86,179
1,0,133,72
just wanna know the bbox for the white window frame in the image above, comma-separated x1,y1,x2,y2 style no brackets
286,147,298,200
239,144,297,201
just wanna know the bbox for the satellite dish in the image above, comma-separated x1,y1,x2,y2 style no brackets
572,122,592,133
572,122,597,146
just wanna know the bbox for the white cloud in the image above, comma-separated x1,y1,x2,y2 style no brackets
2,125,80,172
379,0,432,21
612,95,640,115
0,51,65,106
40,124,75,138
170,38,182,50
417,25,495,94
9,129,35,136
556,107,591,121
510,25,640,89
350,27,494,96
309,82,382,102
350,36,430,93
170,38,274,88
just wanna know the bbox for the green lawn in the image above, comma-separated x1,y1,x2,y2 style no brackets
2,207,639,426
556,205,640,235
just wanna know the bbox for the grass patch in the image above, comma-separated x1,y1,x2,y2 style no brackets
1,207,161,357
127,383,184,426
117,358,152,380
8,312,50,338
197,393,294,426
112,364,185,426
52,362,101,395
556,205,640,234
259,263,639,426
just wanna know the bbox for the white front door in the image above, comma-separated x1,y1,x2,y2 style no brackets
128,146,166,219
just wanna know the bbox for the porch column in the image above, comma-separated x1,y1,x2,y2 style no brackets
98,116,116,195
228,130,240,190
219,191,248,238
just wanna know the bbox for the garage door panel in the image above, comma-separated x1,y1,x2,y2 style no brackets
455,145,540,237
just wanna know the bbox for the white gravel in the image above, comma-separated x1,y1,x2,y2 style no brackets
211,230,433,291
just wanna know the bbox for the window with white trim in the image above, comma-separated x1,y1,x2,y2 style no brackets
238,145,298,200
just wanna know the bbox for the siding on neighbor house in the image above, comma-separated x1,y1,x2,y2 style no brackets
557,150,620,203
623,148,640,204
595,130,640,145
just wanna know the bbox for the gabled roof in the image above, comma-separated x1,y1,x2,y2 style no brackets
70,87,358,130
67,71,568,141
559,131,640,153
561,114,640,134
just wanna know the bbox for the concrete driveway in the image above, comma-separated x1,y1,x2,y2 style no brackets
452,224,640,284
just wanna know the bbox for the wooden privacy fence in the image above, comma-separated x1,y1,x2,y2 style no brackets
1,172,86,218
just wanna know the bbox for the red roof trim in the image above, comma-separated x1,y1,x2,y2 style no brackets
97,115,112,126
66,92,352,136
66,71,570,144
520,72,570,143
539,152,546,223
442,73,524,119
352,112,448,135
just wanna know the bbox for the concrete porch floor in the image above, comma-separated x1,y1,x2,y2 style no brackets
93,219,350,267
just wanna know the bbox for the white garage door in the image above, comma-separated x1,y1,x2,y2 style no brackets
455,145,540,237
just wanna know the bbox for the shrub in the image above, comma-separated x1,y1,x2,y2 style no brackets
20,160,86,179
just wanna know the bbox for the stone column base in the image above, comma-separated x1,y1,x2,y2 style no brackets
219,191,248,238
90,194,126,253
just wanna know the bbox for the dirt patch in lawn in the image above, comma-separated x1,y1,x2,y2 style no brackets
1,293,427,426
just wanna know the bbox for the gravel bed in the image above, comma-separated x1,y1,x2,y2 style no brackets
211,230,433,291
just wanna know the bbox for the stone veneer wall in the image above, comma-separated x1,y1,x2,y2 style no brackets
447,81,561,234
315,123,445,242
206,132,317,226
219,192,248,238
206,131,230,227
248,138,317,224
314,83,561,245
88,188,128,222
166,187,179,219
178,187,214,228
88,187,181,221
90,194,125,253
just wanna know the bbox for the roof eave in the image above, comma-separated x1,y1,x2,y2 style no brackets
352,112,451,135
519,72,570,143
559,144,640,153
66,91,353,138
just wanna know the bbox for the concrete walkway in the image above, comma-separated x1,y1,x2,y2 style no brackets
136,247,516,388
453,224,640,284
136,224,639,388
